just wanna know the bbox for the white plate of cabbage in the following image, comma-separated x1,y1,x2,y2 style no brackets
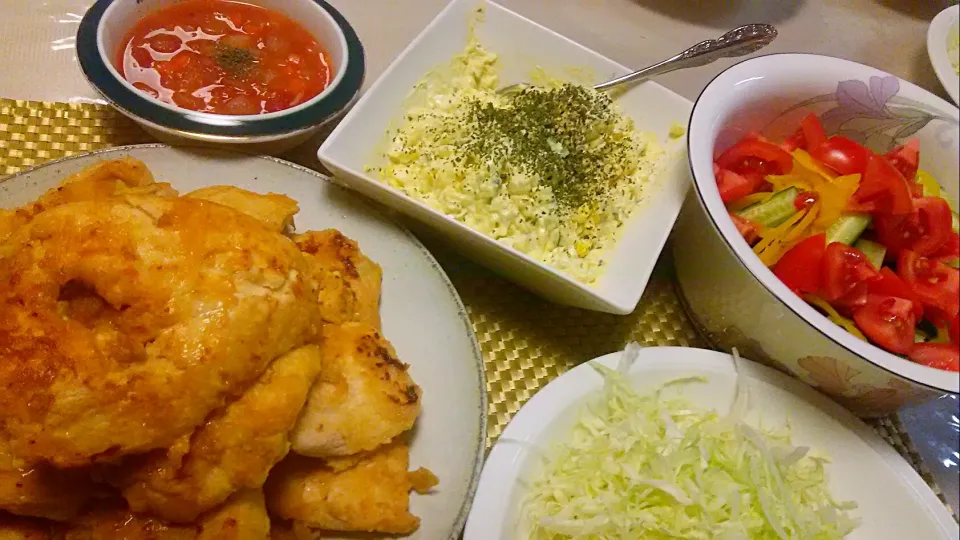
464,345,959,540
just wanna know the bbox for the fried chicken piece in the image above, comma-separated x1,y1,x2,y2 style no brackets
265,521,327,540
0,512,54,540
0,439,95,521
194,490,271,540
294,230,382,329
0,157,174,244
63,489,270,540
115,345,324,523
264,440,437,535
265,522,298,540
290,323,421,457
0,190,322,468
185,186,298,233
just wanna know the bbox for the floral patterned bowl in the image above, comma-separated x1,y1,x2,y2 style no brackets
673,53,960,417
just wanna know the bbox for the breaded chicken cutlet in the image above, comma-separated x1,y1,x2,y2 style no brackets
63,490,270,540
0,158,434,538
185,186,299,233
113,345,323,523
0,490,269,540
290,323,421,458
264,440,437,535
0,192,323,468
0,445,97,522
0,157,164,244
0,512,55,540
294,230,383,329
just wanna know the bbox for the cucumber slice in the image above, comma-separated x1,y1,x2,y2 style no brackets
854,238,886,270
826,213,872,245
736,187,800,228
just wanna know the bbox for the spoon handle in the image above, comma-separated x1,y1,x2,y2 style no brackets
592,24,778,92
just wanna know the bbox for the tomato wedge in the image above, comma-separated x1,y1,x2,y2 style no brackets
907,342,960,372
782,113,827,152
853,294,917,354
906,180,924,199
793,191,819,210
897,250,960,318
730,213,759,244
811,135,870,176
868,267,924,319
773,233,826,295
884,138,920,183
850,154,914,215
926,307,955,329
932,231,960,265
716,139,794,178
742,132,775,144
950,314,959,345
874,196,953,257
821,242,881,306
716,168,761,204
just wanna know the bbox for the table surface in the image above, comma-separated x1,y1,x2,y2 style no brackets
0,0,957,516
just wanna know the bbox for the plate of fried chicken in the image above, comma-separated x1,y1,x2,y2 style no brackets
0,145,487,539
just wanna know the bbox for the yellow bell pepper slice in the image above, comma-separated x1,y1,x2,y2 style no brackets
916,169,958,211
804,294,867,341
765,150,839,198
814,173,861,230
754,208,813,266
758,241,787,267
916,169,940,198
756,206,808,241
784,202,821,243
759,204,822,266
793,149,837,182
766,173,814,193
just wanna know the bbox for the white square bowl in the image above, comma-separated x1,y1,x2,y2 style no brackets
317,0,692,314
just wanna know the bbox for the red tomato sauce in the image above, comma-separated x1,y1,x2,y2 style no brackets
117,0,333,115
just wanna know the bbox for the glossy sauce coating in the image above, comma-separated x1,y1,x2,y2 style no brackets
118,0,333,115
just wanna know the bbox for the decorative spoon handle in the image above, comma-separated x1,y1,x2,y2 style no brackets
592,24,778,91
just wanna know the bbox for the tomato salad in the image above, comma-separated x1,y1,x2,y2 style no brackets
716,114,960,372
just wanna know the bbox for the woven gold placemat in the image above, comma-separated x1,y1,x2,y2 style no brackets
1,98,952,516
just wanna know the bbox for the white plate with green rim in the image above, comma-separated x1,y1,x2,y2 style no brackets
0,144,487,540
465,346,958,540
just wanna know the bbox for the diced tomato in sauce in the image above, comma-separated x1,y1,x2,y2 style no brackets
117,0,332,115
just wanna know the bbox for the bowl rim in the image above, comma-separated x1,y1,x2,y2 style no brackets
687,52,960,394
318,0,692,314
926,4,959,106
76,0,365,138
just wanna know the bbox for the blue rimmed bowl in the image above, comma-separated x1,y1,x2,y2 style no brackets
77,0,365,153
673,53,959,417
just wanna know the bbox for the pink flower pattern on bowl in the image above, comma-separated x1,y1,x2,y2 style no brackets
772,75,959,153
796,356,932,416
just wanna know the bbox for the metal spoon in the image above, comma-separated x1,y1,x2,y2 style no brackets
498,23,778,95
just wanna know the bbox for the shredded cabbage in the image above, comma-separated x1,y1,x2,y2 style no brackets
520,346,860,539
